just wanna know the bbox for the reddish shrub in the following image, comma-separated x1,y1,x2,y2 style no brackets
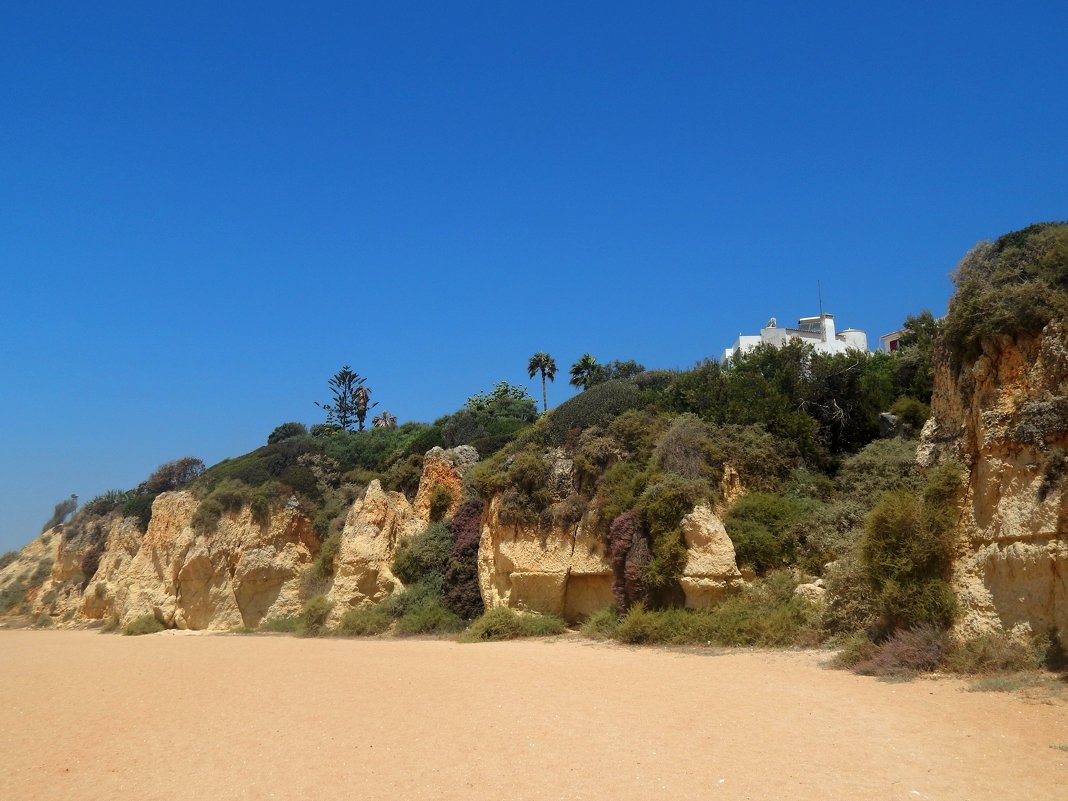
608,511,648,611
853,624,948,677
443,500,485,620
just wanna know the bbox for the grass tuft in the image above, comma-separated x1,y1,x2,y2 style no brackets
123,614,167,636
461,607,567,642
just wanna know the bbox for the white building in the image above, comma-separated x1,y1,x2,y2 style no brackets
722,313,869,363
879,329,905,353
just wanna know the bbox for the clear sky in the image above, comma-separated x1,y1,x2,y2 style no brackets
2,2,1066,552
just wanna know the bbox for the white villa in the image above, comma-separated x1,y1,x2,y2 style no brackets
722,313,869,363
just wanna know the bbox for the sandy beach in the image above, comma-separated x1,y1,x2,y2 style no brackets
0,630,1065,801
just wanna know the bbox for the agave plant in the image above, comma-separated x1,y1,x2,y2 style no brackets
372,410,398,430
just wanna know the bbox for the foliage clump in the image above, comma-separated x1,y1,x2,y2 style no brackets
443,500,485,620
861,461,963,634
123,614,167,636
610,572,821,647
942,222,1068,370
546,380,643,444
461,607,567,641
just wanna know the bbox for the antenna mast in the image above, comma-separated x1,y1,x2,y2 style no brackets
818,280,824,320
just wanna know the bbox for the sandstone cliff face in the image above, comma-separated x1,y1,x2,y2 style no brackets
25,492,319,630
919,320,1068,638
11,445,479,631
326,446,478,623
477,499,744,621
477,497,614,621
679,505,745,608
111,492,319,630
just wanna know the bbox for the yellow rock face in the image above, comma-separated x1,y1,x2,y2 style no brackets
919,320,1068,638
477,499,744,621
477,496,613,621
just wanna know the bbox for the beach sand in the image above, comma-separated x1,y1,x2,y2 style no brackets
1,629,1065,800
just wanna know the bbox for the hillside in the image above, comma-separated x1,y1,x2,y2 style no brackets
2,222,1065,675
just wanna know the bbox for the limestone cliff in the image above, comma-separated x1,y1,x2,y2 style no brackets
29,492,319,629
477,497,744,621
4,440,744,629
325,445,478,622
919,319,1068,638
5,444,479,631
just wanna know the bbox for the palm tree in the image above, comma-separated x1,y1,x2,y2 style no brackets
527,352,557,414
569,353,599,391
353,384,376,432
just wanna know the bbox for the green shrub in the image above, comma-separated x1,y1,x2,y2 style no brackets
122,492,157,533
788,499,866,575
944,631,1049,674
268,422,308,445
300,594,332,636
828,632,880,669
782,468,836,502
706,424,800,492
836,438,923,508
596,462,650,522
143,456,205,493
392,522,453,588
0,551,18,570
652,414,717,481
336,605,392,636
610,572,821,648
191,479,272,533
190,498,224,533
312,496,347,540
608,410,669,463
395,597,464,635
571,427,624,492
382,581,442,618
81,489,133,517
0,578,28,614
259,616,302,633
123,614,167,636
384,454,424,497
820,554,877,636
546,380,643,444
889,396,930,434
279,464,320,500
725,492,819,573
942,222,1068,370
861,462,963,633
462,607,567,641
441,409,486,448
637,475,708,599
428,484,453,522
312,532,341,579
581,607,621,639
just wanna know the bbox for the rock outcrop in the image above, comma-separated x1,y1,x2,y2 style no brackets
326,445,479,623
105,492,317,629
919,320,1068,638
477,497,614,622
326,480,421,621
679,505,745,608
19,493,319,630
478,496,745,620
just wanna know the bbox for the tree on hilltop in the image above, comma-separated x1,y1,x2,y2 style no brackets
527,352,557,414
569,353,599,391
316,366,376,432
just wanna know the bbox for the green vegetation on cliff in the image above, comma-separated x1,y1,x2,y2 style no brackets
943,221,1068,369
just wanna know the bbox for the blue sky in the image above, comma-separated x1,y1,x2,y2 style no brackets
2,2,1066,551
